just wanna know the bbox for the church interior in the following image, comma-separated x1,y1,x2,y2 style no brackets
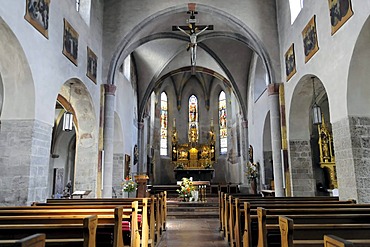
3,0,370,246
1,0,370,209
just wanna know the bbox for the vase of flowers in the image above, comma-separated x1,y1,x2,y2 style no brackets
122,176,137,198
176,177,195,201
246,162,259,194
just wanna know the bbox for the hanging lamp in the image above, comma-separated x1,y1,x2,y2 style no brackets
311,77,322,125
63,83,73,131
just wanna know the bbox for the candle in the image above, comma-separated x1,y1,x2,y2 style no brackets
173,118,176,128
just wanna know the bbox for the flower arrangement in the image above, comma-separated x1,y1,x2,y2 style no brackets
122,176,137,192
245,161,259,182
176,177,195,199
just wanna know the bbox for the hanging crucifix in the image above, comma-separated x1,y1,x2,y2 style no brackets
172,8,213,67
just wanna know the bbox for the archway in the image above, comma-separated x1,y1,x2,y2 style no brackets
0,17,37,205
51,79,98,197
289,75,330,196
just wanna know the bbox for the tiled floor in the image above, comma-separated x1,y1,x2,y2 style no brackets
156,218,228,247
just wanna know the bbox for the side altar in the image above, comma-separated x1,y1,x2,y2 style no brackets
171,119,215,181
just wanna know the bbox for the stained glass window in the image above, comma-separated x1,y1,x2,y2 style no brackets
160,92,168,155
219,91,227,154
188,95,198,142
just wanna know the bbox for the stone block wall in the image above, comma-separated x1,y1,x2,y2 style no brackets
0,120,52,206
332,116,370,203
289,140,315,196
113,153,124,197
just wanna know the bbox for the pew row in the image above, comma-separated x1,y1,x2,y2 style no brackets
221,193,356,247
0,215,97,247
279,215,370,247
258,207,370,247
32,195,164,246
0,202,143,247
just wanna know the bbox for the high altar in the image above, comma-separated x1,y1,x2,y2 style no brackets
171,119,215,181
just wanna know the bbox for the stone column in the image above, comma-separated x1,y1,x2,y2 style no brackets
102,84,116,198
268,83,284,197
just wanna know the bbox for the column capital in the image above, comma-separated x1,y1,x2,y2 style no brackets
103,84,117,96
268,83,282,96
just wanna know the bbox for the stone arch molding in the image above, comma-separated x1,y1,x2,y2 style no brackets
106,3,276,87
0,17,35,120
59,79,99,195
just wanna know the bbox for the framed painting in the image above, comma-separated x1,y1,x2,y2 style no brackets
86,47,97,84
328,0,353,35
285,43,296,82
24,0,50,38
63,19,79,66
302,15,319,63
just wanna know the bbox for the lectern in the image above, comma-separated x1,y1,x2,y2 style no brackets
134,174,149,198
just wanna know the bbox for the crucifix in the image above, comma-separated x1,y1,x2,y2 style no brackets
172,9,213,67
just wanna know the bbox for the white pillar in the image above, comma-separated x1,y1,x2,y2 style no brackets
102,84,116,198
268,84,284,197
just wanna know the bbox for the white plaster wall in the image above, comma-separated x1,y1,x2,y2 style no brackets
276,0,370,125
114,70,138,172
0,0,103,125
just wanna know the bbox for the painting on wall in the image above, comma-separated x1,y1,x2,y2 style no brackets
24,0,50,38
302,15,319,63
285,43,296,82
86,47,97,84
63,19,79,66
328,0,353,35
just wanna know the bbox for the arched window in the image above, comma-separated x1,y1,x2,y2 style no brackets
188,95,198,140
160,92,168,155
289,0,304,24
219,91,227,154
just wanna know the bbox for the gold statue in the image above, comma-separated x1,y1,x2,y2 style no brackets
189,124,198,143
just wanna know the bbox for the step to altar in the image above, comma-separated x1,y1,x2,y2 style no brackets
166,199,219,219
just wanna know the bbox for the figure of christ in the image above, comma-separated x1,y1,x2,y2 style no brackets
177,25,209,66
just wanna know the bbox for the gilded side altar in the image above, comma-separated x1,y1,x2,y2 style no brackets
318,113,337,189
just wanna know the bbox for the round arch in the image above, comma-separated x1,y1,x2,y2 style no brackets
55,78,99,196
0,17,35,120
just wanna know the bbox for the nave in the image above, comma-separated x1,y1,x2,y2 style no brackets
157,218,227,247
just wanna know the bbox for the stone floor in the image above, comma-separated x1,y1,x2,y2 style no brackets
156,218,228,247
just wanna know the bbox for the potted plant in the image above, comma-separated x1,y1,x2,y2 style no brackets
246,162,259,194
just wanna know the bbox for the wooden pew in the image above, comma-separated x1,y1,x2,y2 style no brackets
14,234,45,247
38,194,164,244
225,196,355,247
0,215,97,247
258,207,370,247
0,205,134,247
324,235,354,247
220,193,344,240
33,197,156,246
279,216,370,247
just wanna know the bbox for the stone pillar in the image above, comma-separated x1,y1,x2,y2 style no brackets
268,83,284,197
137,121,145,174
102,84,116,198
0,119,52,205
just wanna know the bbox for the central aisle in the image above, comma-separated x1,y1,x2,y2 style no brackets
156,218,228,247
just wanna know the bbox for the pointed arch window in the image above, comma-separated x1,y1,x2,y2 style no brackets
160,92,168,156
219,91,227,154
189,95,198,139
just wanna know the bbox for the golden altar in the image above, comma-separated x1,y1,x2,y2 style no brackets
171,119,215,178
